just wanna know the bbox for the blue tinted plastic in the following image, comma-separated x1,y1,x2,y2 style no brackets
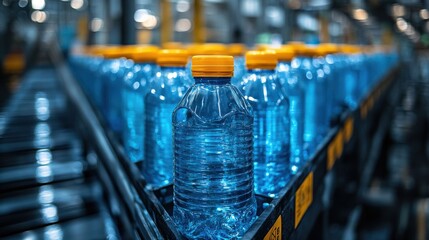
277,61,305,172
231,56,246,87
122,63,150,163
240,69,290,197
313,55,330,139
292,56,319,156
173,76,257,239
104,58,134,133
144,66,192,187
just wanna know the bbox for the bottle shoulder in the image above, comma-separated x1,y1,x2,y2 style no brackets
173,84,253,124
241,73,289,105
146,71,192,101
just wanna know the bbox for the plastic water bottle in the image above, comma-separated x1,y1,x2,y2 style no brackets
130,46,160,83
275,47,305,173
354,48,369,102
241,50,290,197
312,47,331,138
122,46,159,163
144,49,192,188
320,43,343,119
291,45,326,156
173,55,256,239
340,45,359,109
105,56,134,134
229,43,247,87
95,48,122,111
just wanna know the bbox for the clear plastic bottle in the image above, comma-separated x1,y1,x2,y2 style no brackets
340,45,360,109
122,46,159,163
291,46,325,156
241,50,290,197
95,48,122,111
104,56,134,134
229,43,247,87
312,47,331,139
173,55,256,239
275,47,305,173
319,44,340,120
130,46,160,84
144,49,192,188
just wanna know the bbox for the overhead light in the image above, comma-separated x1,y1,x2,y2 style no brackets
31,10,47,23
353,9,368,21
32,0,45,10
91,18,103,32
176,0,190,13
134,9,149,23
70,0,84,10
175,18,191,32
420,9,429,20
141,15,157,29
392,4,405,17
396,18,408,32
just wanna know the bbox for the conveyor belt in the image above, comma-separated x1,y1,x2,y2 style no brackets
0,68,120,239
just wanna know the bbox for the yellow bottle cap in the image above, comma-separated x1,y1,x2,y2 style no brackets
275,46,295,61
186,43,228,55
245,50,278,70
255,44,271,51
293,45,318,57
286,43,306,54
187,43,204,56
340,44,361,54
318,43,339,55
228,43,246,56
192,55,234,77
130,45,159,63
162,42,185,49
87,45,113,56
157,49,189,67
198,43,229,55
101,47,124,59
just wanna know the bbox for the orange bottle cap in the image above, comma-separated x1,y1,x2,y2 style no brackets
157,49,189,67
246,50,278,70
192,55,234,77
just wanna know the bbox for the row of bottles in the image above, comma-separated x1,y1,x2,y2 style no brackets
69,42,398,239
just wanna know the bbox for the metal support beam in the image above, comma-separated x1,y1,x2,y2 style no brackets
160,0,172,44
193,0,205,43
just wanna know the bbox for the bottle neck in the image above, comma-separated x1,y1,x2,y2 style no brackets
278,60,291,65
160,66,186,72
136,61,156,66
296,55,313,60
247,69,276,75
194,77,231,85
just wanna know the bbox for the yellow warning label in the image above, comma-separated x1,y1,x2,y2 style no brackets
264,215,282,240
327,140,336,171
344,117,354,142
295,172,313,228
335,131,344,159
